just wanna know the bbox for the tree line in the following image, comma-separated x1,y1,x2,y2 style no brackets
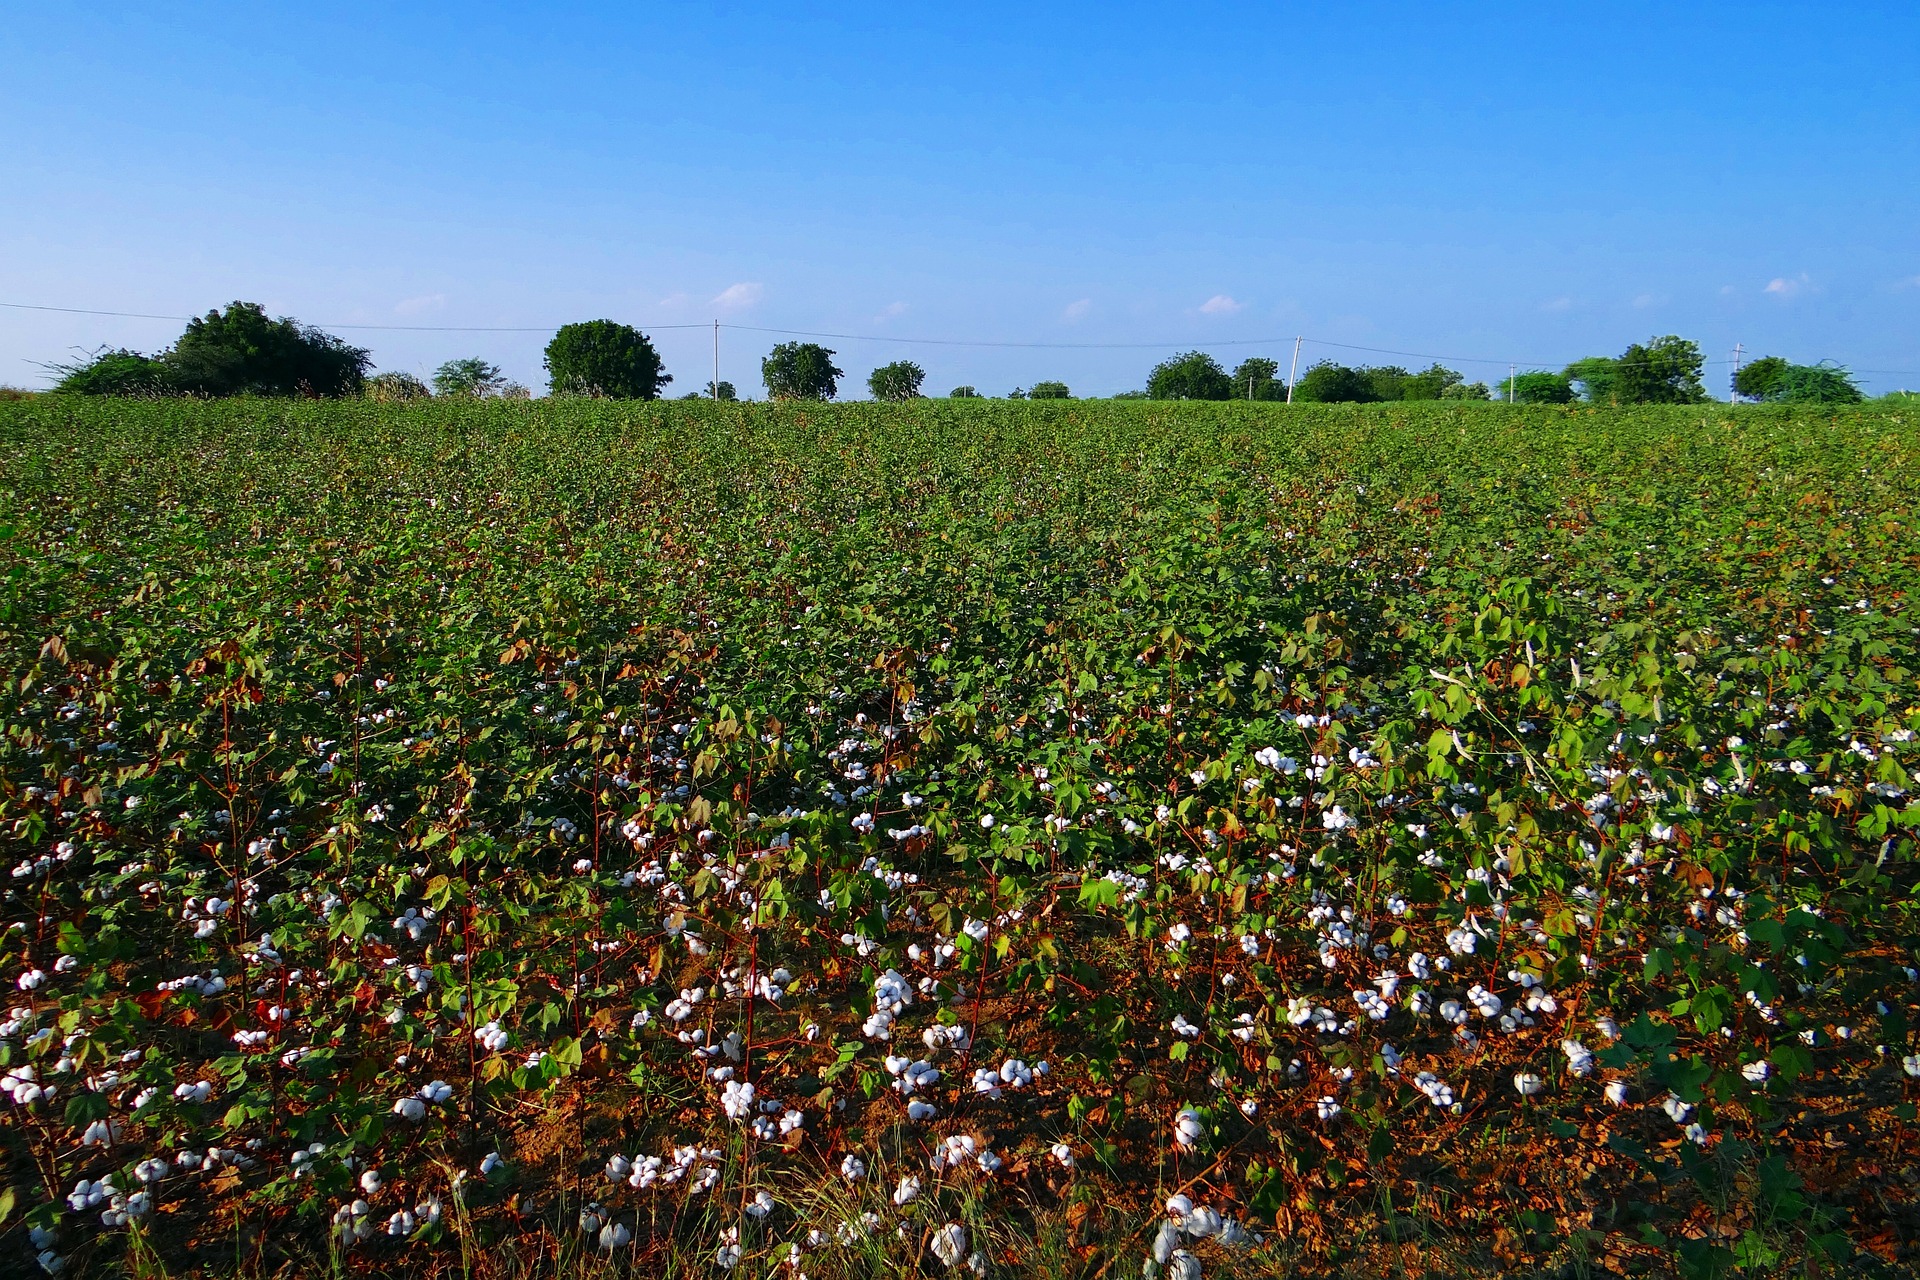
42,303,1870,406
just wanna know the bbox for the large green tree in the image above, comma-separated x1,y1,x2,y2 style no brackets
544,321,671,399
1735,357,1861,404
1028,380,1071,400
1400,363,1468,401
1146,351,1232,400
1228,357,1285,401
867,361,925,401
1291,361,1376,403
1616,335,1706,404
165,302,371,397
762,343,843,400
1563,356,1621,404
1496,371,1575,404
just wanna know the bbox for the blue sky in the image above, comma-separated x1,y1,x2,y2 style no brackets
4,1,1918,396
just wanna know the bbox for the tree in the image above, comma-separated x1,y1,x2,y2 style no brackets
868,361,925,401
1495,371,1574,404
706,380,738,401
49,348,173,396
1735,357,1860,405
762,342,843,400
1442,379,1492,400
1291,361,1376,403
433,357,508,397
544,321,671,399
1563,356,1621,404
1400,363,1467,401
165,302,371,397
365,371,431,402
1029,381,1071,399
1228,357,1285,401
949,386,981,398
1615,335,1706,404
1733,356,1789,401
1147,351,1232,400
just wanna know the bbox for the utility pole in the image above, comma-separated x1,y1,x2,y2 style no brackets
1508,364,1516,403
1286,336,1302,404
713,320,721,399
1729,342,1744,402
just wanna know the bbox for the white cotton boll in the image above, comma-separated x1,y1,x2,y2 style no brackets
1660,1094,1693,1124
386,1210,415,1237
1512,1072,1545,1097
1184,1206,1222,1239
1561,1040,1595,1076
1173,1106,1203,1147
907,1098,938,1121
1604,1081,1630,1106
599,1221,631,1250
972,1067,1003,1099
1741,1060,1771,1084
931,1222,969,1269
1051,1142,1074,1168
999,1058,1033,1088
1152,1219,1182,1264
1165,1193,1192,1220
1315,1096,1342,1122
892,1174,921,1206
1684,1122,1709,1145
480,1151,504,1176
1169,1250,1203,1280
605,1154,632,1181
840,1154,866,1181
360,1169,383,1194
392,1097,427,1123
746,1190,775,1219
979,814,995,830
421,1079,454,1103
1903,1053,1920,1078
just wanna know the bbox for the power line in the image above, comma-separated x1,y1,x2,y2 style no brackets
0,301,711,333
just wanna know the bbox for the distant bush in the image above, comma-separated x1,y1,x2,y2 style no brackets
49,349,174,396
0,385,38,401
1228,357,1285,401
1291,361,1376,403
1497,371,1575,405
1147,351,1232,400
868,361,926,402
433,358,510,398
545,321,671,400
949,386,981,398
1029,380,1070,399
366,372,432,402
1737,357,1862,405
167,302,371,397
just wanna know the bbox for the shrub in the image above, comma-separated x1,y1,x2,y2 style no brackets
1028,380,1071,400
1291,361,1376,403
544,321,671,399
49,349,174,396
365,372,431,402
166,302,370,397
433,358,509,398
949,386,981,398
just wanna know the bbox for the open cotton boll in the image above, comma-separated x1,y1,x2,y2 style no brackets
931,1222,968,1269
1173,1107,1203,1146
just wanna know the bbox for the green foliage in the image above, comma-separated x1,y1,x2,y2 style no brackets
365,371,431,402
432,357,508,398
762,341,843,400
1497,370,1576,405
1616,335,1707,404
949,385,981,398
1738,358,1862,405
1291,360,1376,402
1028,380,1071,399
166,301,371,397
1228,357,1285,401
0,396,1913,1278
705,379,738,401
543,319,671,399
1564,355,1621,403
1399,362,1471,400
48,348,173,396
1147,350,1232,400
867,360,926,402
1734,356,1790,402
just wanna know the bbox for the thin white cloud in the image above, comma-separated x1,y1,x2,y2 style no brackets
394,294,445,316
1894,275,1920,291
1540,296,1572,313
1632,292,1665,309
1062,298,1092,322
657,291,692,309
712,282,765,312
1199,294,1244,315
1764,273,1813,298
876,301,908,321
